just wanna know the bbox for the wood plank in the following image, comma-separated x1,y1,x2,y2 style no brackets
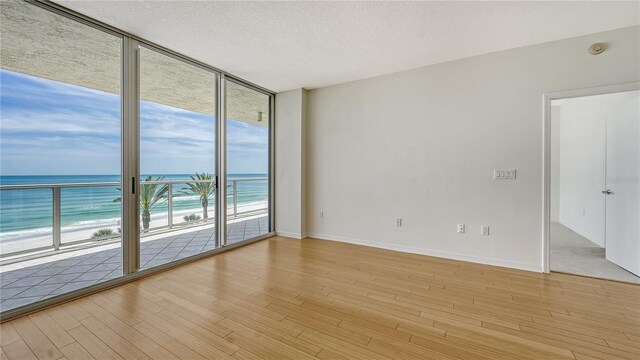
44,307,80,332
1,340,37,360
0,323,21,347
67,326,123,360
79,317,149,360
231,349,263,360
132,321,207,360
165,327,234,360
158,310,236,354
28,312,74,348
74,299,146,343
132,337,179,360
59,342,96,360
295,327,391,360
2,237,638,360
222,310,321,356
57,302,90,322
11,316,63,360
219,318,317,360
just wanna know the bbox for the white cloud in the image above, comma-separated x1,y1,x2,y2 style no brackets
1,69,268,175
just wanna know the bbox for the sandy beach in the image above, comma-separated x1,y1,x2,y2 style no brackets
0,201,267,255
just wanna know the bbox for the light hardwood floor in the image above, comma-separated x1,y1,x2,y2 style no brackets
1,236,639,360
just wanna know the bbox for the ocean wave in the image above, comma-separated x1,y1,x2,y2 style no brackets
0,216,120,242
0,226,53,242
0,202,267,242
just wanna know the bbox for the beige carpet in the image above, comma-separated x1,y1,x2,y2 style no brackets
550,222,640,284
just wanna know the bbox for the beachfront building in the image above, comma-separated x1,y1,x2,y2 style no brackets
0,1,639,360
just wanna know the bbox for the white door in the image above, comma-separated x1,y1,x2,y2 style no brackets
605,90,640,276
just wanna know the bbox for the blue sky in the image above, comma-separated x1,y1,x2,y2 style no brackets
0,69,268,176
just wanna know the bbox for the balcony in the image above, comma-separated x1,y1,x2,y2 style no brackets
0,177,268,312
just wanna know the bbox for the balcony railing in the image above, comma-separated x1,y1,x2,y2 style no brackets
0,177,267,258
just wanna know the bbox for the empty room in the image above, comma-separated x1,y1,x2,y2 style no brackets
0,1,639,359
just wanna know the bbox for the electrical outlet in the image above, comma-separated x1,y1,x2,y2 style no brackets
493,169,517,180
396,218,403,227
481,225,490,236
457,224,465,233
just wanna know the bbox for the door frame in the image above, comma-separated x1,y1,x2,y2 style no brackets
542,82,640,273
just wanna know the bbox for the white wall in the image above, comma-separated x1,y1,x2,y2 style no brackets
275,88,307,238
554,96,607,247
303,26,640,272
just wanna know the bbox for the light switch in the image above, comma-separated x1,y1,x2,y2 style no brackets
494,169,516,180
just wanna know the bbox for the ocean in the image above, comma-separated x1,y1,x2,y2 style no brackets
0,174,268,244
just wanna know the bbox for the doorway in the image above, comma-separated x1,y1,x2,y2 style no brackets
546,88,639,283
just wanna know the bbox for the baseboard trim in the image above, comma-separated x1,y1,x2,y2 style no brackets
275,231,307,239
307,232,543,273
551,270,640,285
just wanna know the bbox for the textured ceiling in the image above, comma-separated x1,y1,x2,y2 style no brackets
53,1,640,93
1,0,269,125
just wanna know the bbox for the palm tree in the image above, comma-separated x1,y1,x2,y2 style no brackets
114,176,169,231
180,173,216,220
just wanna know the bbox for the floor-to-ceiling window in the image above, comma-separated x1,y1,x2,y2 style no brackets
225,80,271,244
0,0,123,311
0,0,274,318
138,46,218,270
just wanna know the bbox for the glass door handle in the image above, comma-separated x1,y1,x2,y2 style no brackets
602,189,613,195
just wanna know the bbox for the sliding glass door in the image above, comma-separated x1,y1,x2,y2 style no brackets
0,0,123,312
138,46,218,270
0,0,273,318
225,80,271,244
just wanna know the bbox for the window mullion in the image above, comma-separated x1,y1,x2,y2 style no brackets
121,36,140,275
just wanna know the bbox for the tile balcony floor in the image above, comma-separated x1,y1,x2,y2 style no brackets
0,214,268,313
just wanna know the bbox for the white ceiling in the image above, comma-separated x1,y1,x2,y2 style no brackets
54,1,639,93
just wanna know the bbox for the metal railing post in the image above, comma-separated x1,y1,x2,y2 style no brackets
167,182,173,228
232,180,238,217
52,187,61,250
0,178,267,258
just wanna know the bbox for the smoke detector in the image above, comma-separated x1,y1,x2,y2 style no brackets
589,43,606,55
